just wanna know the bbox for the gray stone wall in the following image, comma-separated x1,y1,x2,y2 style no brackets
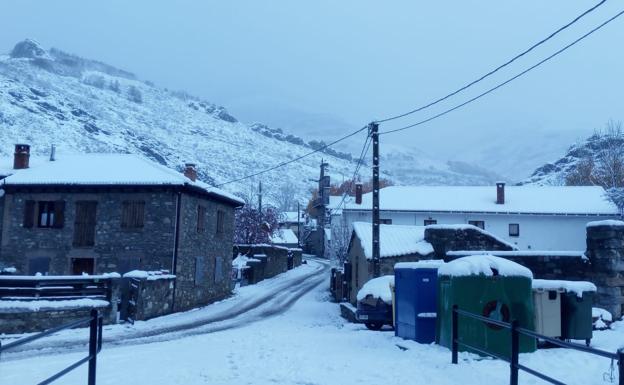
131,277,175,320
585,223,624,318
446,223,624,318
425,226,514,260
173,194,235,312
0,190,177,275
0,303,111,334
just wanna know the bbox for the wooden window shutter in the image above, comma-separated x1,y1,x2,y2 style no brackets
23,200,35,228
53,200,66,228
74,201,97,247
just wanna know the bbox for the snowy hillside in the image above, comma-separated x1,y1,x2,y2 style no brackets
521,130,624,186
0,39,509,204
380,144,503,186
0,39,360,203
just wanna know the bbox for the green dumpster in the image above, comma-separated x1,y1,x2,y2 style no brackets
559,282,596,345
436,255,536,358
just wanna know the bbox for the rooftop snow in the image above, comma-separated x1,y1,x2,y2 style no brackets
438,254,533,278
351,222,434,259
533,279,596,297
1,154,244,205
586,220,624,228
281,211,304,223
343,185,619,215
271,228,299,245
394,260,445,270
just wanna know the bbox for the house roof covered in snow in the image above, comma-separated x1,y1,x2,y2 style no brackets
271,228,299,245
350,222,434,259
0,154,244,206
343,185,619,215
280,211,304,224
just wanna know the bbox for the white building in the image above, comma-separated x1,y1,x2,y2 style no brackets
337,183,620,251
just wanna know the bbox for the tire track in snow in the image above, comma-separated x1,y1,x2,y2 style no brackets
2,258,330,361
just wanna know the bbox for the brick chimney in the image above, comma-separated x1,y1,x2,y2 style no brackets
184,163,197,182
355,182,363,205
13,144,30,169
496,182,506,204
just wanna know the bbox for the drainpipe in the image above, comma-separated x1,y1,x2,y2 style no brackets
171,191,182,312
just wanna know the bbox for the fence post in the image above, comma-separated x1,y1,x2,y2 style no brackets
452,305,458,364
510,320,519,385
618,348,624,385
88,309,98,385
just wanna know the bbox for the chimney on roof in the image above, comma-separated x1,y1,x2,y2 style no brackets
496,182,506,204
50,144,56,161
184,163,197,182
355,182,363,205
13,144,30,169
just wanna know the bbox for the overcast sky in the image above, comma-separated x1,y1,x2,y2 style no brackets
2,1,623,178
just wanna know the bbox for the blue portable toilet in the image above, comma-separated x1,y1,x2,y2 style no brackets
394,260,444,343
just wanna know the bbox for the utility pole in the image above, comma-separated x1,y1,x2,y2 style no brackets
297,201,301,248
370,122,381,277
258,180,263,212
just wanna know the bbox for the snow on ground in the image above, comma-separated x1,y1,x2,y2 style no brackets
2,265,624,385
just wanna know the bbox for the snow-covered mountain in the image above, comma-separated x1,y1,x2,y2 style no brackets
379,144,503,186
1,39,506,204
521,130,623,186
0,40,365,203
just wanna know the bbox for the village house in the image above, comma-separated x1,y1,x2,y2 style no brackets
346,221,517,304
339,183,620,251
346,222,434,304
0,144,244,312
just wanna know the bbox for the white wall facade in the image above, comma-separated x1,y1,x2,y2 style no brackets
339,210,619,251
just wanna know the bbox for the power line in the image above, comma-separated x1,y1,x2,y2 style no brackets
380,8,624,135
375,0,607,124
330,134,372,214
216,125,369,187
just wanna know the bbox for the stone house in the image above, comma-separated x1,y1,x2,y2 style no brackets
0,144,243,312
346,222,434,304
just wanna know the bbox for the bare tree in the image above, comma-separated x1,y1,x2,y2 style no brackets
270,183,298,212
330,223,352,264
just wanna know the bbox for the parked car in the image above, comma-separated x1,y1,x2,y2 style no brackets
356,275,394,330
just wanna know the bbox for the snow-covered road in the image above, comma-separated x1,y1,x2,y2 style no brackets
2,259,624,385
0,258,329,360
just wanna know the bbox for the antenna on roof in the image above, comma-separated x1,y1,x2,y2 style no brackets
50,144,56,161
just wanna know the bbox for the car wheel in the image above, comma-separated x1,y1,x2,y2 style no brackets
365,322,383,331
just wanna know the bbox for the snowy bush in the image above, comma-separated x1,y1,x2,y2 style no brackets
83,74,106,89
127,85,143,103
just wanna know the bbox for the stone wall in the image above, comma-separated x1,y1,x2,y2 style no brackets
130,276,175,320
585,222,624,318
235,244,302,285
425,226,514,260
173,193,235,312
446,221,624,318
0,190,178,275
0,301,112,334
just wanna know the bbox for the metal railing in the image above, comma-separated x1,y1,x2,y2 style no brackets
451,305,624,385
0,308,103,385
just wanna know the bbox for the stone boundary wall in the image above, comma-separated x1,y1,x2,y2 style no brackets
425,226,514,260
0,276,120,334
446,221,624,318
235,244,303,284
126,276,175,321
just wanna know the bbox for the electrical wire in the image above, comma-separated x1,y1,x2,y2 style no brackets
380,8,624,135
330,134,372,214
375,0,607,124
216,125,369,187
